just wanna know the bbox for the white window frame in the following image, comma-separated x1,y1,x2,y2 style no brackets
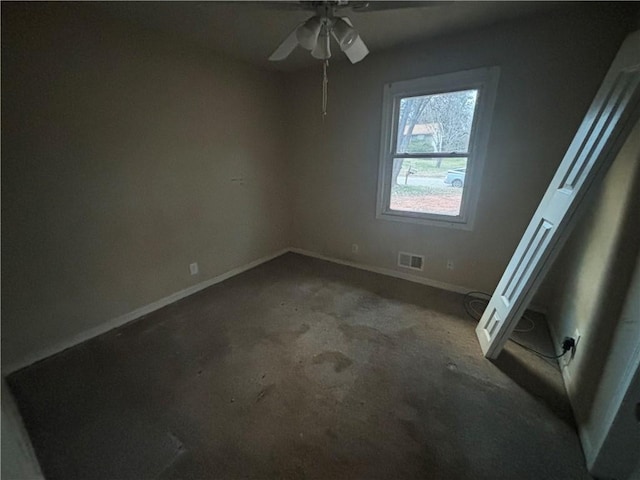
376,67,500,230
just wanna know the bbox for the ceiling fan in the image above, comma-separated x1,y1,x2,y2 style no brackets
269,1,370,64
268,1,438,117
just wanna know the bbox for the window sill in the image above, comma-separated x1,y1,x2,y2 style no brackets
376,209,474,230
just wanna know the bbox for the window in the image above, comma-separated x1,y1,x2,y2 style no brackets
376,67,499,229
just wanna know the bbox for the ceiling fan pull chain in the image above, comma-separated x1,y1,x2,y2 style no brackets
322,59,329,119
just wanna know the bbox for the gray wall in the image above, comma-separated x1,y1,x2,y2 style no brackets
544,117,640,478
286,6,631,297
589,274,640,480
1,3,290,368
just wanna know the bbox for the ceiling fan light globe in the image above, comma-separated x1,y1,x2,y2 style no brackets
311,31,331,60
296,16,322,51
332,18,358,51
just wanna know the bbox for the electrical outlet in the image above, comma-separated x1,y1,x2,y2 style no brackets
352,244,359,254
572,328,581,359
447,259,454,270
190,262,199,275
561,329,581,368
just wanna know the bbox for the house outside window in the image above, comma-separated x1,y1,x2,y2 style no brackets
376,67,500,229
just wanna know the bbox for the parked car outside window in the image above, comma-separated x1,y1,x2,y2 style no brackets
444,168,466,188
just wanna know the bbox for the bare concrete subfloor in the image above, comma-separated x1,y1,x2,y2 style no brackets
8,253,590,479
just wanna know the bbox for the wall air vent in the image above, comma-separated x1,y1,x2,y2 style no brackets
398,252,424,271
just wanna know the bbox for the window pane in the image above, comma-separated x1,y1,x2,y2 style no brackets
389,157,467,216
396,89,478,154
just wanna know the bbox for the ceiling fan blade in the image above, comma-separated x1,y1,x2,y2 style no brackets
339,17,369,64
259,1,318,12
349,1,447,12
269,26,300,61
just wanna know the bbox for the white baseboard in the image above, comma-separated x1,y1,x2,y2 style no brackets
549,310,640,473
3,246,550,375
546,310,595,465
288,247,474,295
3,248,289,375
287,250,549,318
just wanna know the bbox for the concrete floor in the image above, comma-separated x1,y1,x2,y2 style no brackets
8,253,590,479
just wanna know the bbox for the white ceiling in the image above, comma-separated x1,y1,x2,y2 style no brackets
98,1,568,71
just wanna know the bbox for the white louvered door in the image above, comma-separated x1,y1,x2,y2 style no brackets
476,31,640,358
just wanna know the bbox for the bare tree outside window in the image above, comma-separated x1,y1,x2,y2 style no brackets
393,89,477,183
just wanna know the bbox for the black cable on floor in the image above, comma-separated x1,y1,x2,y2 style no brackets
462,291,568,360
509,339,569,359
463,291,491,321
